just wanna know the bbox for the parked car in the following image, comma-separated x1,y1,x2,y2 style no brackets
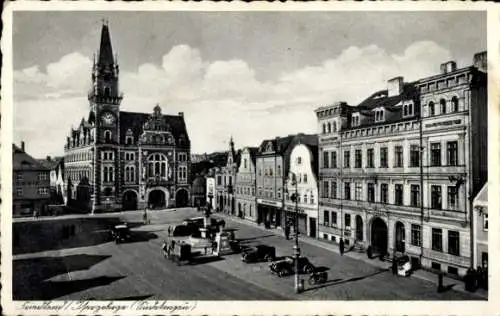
241,245,276,263
396,254,412,277
111,224,131,243
270,256,315,277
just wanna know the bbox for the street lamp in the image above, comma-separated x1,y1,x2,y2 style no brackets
287,171,302,294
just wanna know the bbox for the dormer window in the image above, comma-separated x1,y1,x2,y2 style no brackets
374,109,385,122
352,115,360,127
403,102,414,117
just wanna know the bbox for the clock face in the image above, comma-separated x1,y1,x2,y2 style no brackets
101,112,115,125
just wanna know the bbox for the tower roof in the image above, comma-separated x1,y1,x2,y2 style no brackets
98,21,115,66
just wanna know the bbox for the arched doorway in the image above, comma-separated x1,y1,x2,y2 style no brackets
122,190,138,211
371,217,388,256
148,189,166,209
395,221,406,253
175,189,189,208
355,215,363,241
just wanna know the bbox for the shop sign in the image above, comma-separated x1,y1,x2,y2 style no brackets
425,119,461,129
257,199,282,208
285,205,305,214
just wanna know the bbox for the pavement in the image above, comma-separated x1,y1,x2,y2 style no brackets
217,212,488,299
12,208,486,301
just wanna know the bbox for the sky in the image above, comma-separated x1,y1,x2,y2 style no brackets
12,11,486,158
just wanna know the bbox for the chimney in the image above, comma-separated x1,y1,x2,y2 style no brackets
21,141,25,152
178,112,184,117
440,61,457,74
473,51,487,72
387,76,404,97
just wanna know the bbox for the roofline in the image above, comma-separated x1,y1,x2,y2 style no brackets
414,66,475,85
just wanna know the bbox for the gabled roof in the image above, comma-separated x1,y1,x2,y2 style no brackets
119,111,190,147
473,183,488,209
257,135,296,156
13,145,48,171
36,157,63,170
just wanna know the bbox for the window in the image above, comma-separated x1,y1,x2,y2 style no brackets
410,184,420,207
395,184,403,205
327,122,331,133
323,210,329,226
125,165,136,183
431,143,441,166
331,211,338,226
411,224,422,246
352,115,360,127
375,110,384,122
331,180,337,199
125,136,133,145
440,99,446,114
343,150,350,168
322,123,326,134
379,183,388,204
102,151,114,161
428,101,435,116
217,176,222,185
332,121,337,132
354,182,362,201
452,96,459,112
277,165,281,176
310,193,315,204
16,173,23,181
125,152,135,161
448,230,460,256
147,153,168,178
447,186,458,210
410,145,420,167
431,185,442,209
394,146,403,167
355,150,362,168
303,174,308,183
322,181,329,198
331,151,337,168
432,228,443,252
367,183,375,202
484,214,488,230
344,214,351,228
380,147,388,168
447,141,458,166
431,262,441,271
344,182,351,200
448,267,458,275
104,130,112,142
366,149,374,168
297,157,302,165
323,151,329,168
16,188,23,197
38,172,48,181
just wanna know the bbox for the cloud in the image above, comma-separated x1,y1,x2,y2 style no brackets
14,41,453,157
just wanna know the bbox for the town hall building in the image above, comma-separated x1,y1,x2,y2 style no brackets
64,22,191,213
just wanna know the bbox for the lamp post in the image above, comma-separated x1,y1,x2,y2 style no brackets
287,172,301,294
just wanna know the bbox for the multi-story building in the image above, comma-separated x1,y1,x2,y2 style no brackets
255,134,316,229
472,183,488,270
316,52,487,277
37,156,64,204
13,142,51,216
191,174,206,208
206,170,216,211
284,140,319,238
214,138,239,215
235,147,258,221
63,22,191,213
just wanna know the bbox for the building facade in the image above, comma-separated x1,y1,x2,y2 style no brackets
214,138,239,215
316,53,487,277
63,22,191,213
235,147,258,221
37,157,64,204
191,174,206,208
284,141,319,238
206,172,216,211
13,143,51,216
472,183,488,270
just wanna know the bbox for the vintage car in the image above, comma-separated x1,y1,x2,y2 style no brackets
270,256,315,277
111,224,132,243
241,245,276,263
396,254,412,277
172,224,200,237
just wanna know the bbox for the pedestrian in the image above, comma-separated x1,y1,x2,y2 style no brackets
339,239,345,256
167,226,172,237
143,209,148,225
162,240,168,258
392,257,398,275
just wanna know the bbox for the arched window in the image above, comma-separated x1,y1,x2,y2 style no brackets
428,102,435,116
440,99,446,114
147,153,167,178
104,130,112,142
452,96,459,112
327,122,331,133
322,123,326,134
125,165,136,183
332,121,337,132
126,136,133,145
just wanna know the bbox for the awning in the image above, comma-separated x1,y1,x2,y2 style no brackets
473,183,488,211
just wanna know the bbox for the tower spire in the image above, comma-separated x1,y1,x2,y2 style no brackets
98,20,114,66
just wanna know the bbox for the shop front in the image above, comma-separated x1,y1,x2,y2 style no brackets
284,205,307,236
256,199,283,228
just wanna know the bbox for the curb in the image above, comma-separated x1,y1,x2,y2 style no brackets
218,213,488,299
